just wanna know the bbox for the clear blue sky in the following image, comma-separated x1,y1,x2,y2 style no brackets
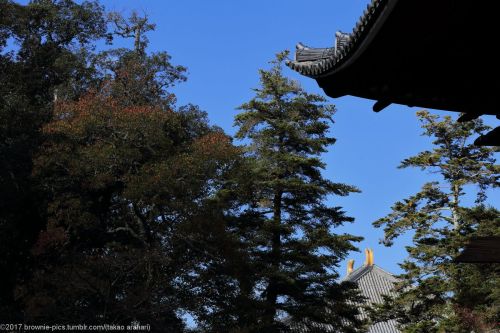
97,0,498,275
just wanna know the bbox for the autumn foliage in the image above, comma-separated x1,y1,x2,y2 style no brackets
20,89,241,329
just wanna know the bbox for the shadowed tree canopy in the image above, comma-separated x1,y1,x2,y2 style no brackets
0,0,107,320
25,91,240,330
2,5,242,329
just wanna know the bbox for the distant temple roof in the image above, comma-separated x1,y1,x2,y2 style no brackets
289,249,400,332
287,0,500,145
342,249,401,333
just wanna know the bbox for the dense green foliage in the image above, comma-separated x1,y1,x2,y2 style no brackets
231,52,364,332
371,111,499,332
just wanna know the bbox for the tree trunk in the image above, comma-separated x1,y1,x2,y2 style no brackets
451,183,460,230
263,189,282,329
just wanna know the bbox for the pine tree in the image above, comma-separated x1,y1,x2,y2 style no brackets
232,51,364,332
371,111,499,332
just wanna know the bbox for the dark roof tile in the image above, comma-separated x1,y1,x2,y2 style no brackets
286,0,389,78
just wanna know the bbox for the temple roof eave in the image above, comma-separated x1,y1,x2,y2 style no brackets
286,0,390,78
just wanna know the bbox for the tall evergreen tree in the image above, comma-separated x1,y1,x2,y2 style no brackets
231,51,364,332
371,111,499,332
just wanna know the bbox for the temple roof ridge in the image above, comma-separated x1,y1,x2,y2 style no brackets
287,0,390,77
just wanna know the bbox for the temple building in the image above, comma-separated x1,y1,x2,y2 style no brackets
289,249,400,332
342,249,400,333
287,0,500,146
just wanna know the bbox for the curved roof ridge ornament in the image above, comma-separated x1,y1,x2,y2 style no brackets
347,259,355,274
364,248,374,266
286,0,391,78
334,31,351,56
